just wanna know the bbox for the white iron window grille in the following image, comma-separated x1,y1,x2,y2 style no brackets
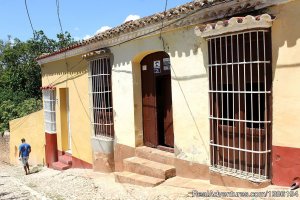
88,56,114,138
208,29,272,182
43,90,56,133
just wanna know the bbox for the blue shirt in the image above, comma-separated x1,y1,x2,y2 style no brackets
19,143,31,158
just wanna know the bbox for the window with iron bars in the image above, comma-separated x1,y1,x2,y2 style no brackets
208,29,272,182
43,90,56,133
88,56,114,138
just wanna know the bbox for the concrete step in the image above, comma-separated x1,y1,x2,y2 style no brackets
123,157,176,179
135,146,175,166
52,161,70,171
115,171,164,187
59,155,72,165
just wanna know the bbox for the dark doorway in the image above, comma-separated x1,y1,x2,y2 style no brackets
140,51,174,149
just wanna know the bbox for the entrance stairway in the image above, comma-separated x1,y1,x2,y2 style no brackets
52,154,72,170
115,146,176,187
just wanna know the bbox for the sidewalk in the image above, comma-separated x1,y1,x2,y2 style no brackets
80,168,297,200
163,176,296,199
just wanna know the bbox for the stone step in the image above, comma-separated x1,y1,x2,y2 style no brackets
52,161,70,171
123,157,176,179
115,171,164,187
135,146,175,166
59,155,72,165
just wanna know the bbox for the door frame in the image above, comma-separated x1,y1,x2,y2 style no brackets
66,89,71,152
59,88,72,153
140,51,174,149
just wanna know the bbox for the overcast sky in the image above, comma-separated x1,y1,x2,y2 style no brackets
0,0,191,41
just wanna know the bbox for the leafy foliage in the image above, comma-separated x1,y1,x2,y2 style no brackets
0,99,43,134
0,31,75,134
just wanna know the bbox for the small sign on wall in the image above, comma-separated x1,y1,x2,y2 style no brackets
142,65,147,71
163,58,171,71
163,65,170,70
153,60,161,73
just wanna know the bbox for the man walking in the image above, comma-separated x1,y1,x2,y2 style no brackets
19,138,31,175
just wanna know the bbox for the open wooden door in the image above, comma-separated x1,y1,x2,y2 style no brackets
141,51,174,149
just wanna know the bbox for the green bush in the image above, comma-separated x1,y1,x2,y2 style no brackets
0,31,74,135
0,98,42,134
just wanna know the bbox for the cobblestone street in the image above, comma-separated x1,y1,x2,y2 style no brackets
0,162,191,200
1,161,299,200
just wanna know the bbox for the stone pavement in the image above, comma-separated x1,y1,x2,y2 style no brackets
0,162,190,200
0,161,298,200
0,164,48,200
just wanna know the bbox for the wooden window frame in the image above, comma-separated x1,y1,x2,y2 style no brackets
43,89,56,133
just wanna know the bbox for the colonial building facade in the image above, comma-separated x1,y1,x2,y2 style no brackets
32,0,300,188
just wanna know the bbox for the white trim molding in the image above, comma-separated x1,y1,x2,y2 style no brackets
82,48,111,61
195,14,274,38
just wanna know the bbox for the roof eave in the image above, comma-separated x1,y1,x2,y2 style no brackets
37,0,293,65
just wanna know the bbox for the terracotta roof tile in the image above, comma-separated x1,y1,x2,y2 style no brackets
195,14,275,38
40,86,56,90
37,0,224,61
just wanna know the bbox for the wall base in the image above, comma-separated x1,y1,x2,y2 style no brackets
57,150,92,169
210,171,271,189
272,145,300,186
91,136,114,153
72,156,93,169
45,133,58,168
93,152,114,172
175,158,209,180
91,136,114,172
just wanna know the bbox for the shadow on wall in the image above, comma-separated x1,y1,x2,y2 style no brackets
41,58,88,86
272,0,300,74
270,0,300,187
112,26,202,68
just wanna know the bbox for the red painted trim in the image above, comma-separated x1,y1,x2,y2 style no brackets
57,150,64,157
40,86,56,90
45,133,58,168
57,150,92,169
72,156,93,169
272,145,300,186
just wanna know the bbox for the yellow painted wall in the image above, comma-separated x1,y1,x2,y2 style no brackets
167,28,210,165
41,56,93,164
271,0,300,148
111,26,210,165
9,110,45,166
